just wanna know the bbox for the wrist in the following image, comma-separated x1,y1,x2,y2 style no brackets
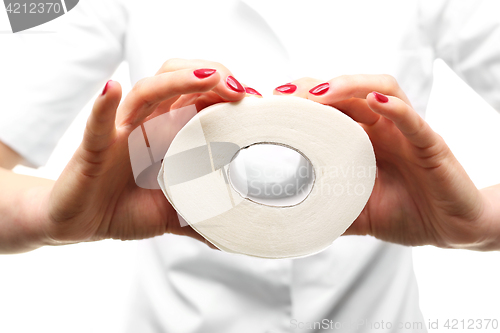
476,186,500,251
442,187,500,251
20,185,55,249
0,184,54,254
25,185,80,248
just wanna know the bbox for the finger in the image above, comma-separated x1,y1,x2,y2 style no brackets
157,58,247,101
70,80,122,180
175,222,220,251
273,77,322,97
170,82,263,112
307,74,412,106
244,86,263,97
116,68,221,128
367,91,439,149
236,81,263,98
275,77,381,124
342,223,363,236
82,80,122,155
342,209,370,237
171,91,226,112
329,98,381,125
305,74,409,125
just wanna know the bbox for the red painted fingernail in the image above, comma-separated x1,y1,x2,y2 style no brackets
193,68,217,79
101,80,112,95
275,84,297,94
373,91,389,103
226,76,245,93
245,87,262,96
309,82,329,96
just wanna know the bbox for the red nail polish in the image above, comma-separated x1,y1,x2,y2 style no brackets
275,84,297,94
226,76,245,93
309,82,329,96
245,87,262,96
101,80,112,95
373,91,389,103
194,68,216,79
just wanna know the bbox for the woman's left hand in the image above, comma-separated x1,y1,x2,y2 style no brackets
274,75,498,250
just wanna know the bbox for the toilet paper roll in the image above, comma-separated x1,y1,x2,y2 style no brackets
158,96,376,259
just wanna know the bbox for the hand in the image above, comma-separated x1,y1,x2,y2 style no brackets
274,75,496,250
36,59,256,248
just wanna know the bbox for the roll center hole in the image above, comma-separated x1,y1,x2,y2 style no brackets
228,143,315,207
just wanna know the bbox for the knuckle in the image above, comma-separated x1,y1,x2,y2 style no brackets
295,77,318,85
335,74,351,84
434,133,450,153
417,132,449,161
210,60,224,68
381,74,399,90
335,75,358,94
132,78,147,93
336,75,356,89
210,62,228,74
132,77,155,107
191,58,225,71
161,58,182,71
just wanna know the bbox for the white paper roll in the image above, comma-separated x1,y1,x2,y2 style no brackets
158,96,376,259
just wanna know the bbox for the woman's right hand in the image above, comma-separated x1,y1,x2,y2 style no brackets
26,59,255,251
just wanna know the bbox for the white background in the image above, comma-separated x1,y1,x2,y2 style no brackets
1,5,500,333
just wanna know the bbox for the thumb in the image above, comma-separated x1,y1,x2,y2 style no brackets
366,91,437,149
48,81,122,231
77,80,122,177
82,80,122,152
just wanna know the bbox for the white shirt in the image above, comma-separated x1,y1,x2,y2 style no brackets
1,1,499,332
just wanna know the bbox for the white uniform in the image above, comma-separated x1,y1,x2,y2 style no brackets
1,1,499,332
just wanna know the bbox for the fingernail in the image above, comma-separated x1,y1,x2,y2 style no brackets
309,82,329,96
193,68,217,79
226,76,245,93
275,84,297,94
373,91,389,103
101,80,112,95
244,87,262,96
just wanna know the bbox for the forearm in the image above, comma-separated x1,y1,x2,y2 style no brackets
0,167,54,254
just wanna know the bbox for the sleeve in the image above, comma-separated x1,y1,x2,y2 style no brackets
0,0,128,167
418,0,500,112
